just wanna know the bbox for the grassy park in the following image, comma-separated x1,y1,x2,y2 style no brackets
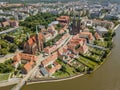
0,73,10,81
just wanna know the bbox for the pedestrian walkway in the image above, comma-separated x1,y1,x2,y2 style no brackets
86,43,107,50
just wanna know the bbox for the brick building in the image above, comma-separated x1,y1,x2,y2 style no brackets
24,27,44,54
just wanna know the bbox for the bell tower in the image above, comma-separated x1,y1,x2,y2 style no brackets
36,26,41,52
77,15,81,33
26,33,30,40
71,14,81,35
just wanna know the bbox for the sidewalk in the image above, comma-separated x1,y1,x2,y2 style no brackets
0,78,21,87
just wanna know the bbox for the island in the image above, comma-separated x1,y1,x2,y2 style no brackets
0,1,119,90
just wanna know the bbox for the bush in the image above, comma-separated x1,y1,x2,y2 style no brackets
0,59,14,73
9,44,17,53
0,49,8,55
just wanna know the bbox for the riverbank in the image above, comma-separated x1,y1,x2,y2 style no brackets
26,51,110,85
0,78,20,87
26,51,111,86
27,73,85,85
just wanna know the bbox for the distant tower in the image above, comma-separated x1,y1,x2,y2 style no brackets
77,15,81,33
71,15,76,35
71,15,81,35
36,26,41,52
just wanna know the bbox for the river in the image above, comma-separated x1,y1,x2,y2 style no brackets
1,26,120,90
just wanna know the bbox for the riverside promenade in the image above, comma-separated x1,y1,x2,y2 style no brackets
27,73,85,85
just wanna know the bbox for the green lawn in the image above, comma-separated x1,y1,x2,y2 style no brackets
56,59,77,76
53,70,69,78
85,52,101,62
80,56,98,66
77,56,98,69
95,40,108,48
90,48,104,55
0,73,10,81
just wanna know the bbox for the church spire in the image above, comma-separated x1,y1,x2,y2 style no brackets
36,25,39,35
27,33,30,40
36,25,41,52
78,15,80,20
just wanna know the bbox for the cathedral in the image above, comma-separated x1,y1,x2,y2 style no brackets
70,16,81,35
23,26,44,54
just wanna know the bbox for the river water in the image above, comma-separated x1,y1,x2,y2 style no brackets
1,26,120,90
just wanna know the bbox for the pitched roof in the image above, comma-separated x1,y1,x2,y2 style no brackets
41,52,58,67
95,32,101,39
80,32,94,40
2,21,10,26
46,61,61,75
26,32,43,46
57,16,70,22
13,53,21,62
24,62,33,73
79,44,88,52
44,33,69,54
13,53,38,66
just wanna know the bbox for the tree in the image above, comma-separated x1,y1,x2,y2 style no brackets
9,44,17,52
4,59,13,65
107,41,113,49
0,49,8,55
1,41,8,48
94,40,98,45
103,50,110,58
0,62,14,73
61,66,66,73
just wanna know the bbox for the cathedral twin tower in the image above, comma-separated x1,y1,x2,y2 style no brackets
71,16,81,35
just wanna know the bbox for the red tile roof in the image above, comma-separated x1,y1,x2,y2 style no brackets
95,32,101,39
27,32,43,46
46,61,61,75
79,32,94,40
79,44,88,54
24,62,34,73
57,16,70,21
13,53,21,62
41,52,58,67
44,34,70,54
2,21,10,27
13,53,38,72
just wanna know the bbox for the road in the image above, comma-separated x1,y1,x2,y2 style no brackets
0,78,21,87
0,27,19,35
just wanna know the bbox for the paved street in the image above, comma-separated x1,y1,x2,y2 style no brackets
0,78,21,87
0,27,19,35
86,43,107,50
